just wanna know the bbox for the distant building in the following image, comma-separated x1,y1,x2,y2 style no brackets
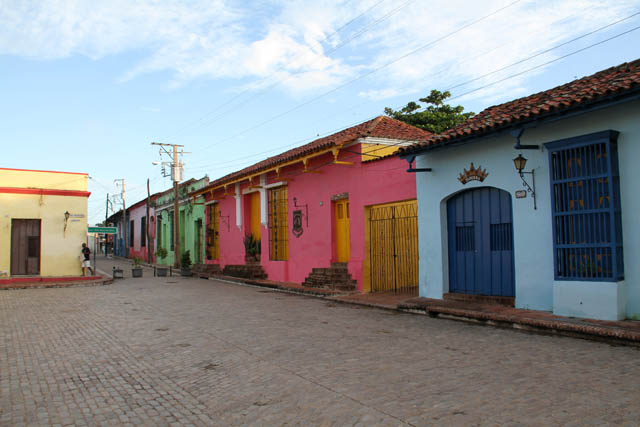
0,167,90,278
154,177,209,266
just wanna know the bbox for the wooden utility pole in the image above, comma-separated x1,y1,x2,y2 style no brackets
151,142,185,269
146,178,152,263
114,179,126,257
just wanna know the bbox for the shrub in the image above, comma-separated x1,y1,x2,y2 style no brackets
180,250,192,269
243,234,261,256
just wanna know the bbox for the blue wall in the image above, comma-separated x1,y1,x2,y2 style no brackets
413,100,640,320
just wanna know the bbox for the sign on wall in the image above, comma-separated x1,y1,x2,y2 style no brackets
292,210,304,237
458,163,488,184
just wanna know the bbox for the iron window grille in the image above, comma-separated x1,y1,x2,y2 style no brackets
545,130,623,281
268,187,289,261
129,220,135,247
141,217,146,247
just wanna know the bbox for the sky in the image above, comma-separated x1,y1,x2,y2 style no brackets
1,0,639,225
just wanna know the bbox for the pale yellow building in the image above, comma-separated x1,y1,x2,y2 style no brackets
0,168,90,278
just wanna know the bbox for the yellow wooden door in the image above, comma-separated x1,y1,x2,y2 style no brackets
367,200,418,294
250,192,261,239
335,200,350,262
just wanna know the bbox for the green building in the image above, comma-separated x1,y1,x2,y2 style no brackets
155,177,209,267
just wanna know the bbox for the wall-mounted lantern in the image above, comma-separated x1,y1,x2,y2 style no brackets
513,154,537,210
64,210,70,232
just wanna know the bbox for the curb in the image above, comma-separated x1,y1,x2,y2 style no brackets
398,303,640,347
209,275,640,347
206,274,349,298
0,275,113,290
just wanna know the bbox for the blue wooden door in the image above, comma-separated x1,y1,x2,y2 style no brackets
447,187,514,297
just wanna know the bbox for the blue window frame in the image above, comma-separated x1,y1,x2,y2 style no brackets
545,130,623,281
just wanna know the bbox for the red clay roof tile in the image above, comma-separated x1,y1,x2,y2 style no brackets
203,116,432,189
400,58,640,155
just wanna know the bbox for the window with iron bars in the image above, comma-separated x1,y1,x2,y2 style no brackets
268,186,288,261
545,130,623,281
140,217,146,247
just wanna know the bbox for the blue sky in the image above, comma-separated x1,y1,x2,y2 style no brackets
1,0,639,225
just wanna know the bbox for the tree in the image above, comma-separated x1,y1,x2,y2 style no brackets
384,90,474,134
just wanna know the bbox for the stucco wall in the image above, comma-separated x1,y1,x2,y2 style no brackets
128,202,155,262
206,145,417,289
153,177,208,266
414,99,640,320
0,169,89,277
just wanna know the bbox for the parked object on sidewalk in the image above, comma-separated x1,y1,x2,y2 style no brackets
112,266,124,279
155,247,169,277
180,250,192,277
131,257,143,278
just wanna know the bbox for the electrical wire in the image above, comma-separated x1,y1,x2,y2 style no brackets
449,23,640,101
161,0,394,142
195,0,523,154
445,11,640,93
172,0,418,136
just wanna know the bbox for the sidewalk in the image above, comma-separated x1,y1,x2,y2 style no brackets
0,267,112,290
101,257,640,346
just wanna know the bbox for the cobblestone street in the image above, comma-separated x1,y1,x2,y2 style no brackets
1,258,639,426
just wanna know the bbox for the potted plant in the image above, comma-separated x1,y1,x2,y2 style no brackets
180,250,192,277
156,247,169,277
243,234,261,263
132,256,143,278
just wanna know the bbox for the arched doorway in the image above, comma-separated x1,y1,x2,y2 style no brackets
447,187,514,297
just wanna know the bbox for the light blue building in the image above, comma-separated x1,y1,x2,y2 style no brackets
401,59,640,320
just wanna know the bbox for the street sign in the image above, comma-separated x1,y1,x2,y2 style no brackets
88,226,117,234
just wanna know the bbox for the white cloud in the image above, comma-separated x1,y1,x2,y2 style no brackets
1,0,639,101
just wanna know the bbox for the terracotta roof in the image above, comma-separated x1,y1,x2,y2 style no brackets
203,116,432,190
400,58,640,155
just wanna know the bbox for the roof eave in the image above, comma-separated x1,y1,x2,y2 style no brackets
400,87,640,158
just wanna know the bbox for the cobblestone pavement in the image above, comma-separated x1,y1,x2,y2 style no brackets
1,257,639,426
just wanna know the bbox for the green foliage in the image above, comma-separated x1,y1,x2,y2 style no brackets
155,247,168,262
180,250,192,269
243,234,261,256
384,89,474,134
133,256,142,267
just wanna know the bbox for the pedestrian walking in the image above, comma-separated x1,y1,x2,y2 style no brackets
81,243,95,276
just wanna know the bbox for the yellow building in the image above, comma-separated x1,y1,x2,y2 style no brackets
0,167,90,279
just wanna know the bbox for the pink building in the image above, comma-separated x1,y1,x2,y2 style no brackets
191,116,432,293
126,198,156,262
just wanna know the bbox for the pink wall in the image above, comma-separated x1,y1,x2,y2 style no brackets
127,201,156,262
205,144,416,290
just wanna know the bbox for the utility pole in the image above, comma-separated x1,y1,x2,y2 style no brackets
105,193,110,255
146,178,151,263
114,179,126,258
151,142,186,269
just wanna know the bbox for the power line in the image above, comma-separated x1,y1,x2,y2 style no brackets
196,0,523,153
176,0,418,136
185,9,638,179
161,0,395,142
449,23,640,101
445,11,640,93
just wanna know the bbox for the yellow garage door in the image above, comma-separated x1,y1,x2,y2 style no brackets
368,200,418,294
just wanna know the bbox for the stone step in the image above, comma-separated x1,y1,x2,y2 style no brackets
302,264,357,291
222,264,268,280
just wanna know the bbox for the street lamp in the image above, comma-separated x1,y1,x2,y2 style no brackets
513,154,536,210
